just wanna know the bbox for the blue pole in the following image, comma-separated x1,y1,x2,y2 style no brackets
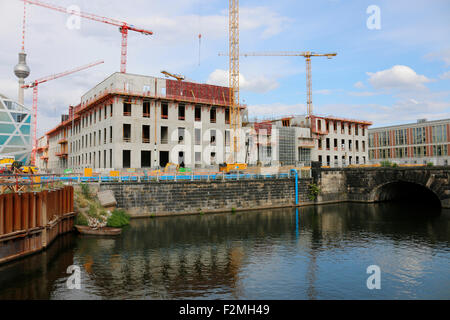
290,169,298,205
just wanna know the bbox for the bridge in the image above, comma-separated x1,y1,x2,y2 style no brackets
314,166,450,208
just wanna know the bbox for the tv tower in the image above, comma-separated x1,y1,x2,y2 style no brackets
14,1,30,105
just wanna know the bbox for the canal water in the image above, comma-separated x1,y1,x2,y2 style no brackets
0,202,448,299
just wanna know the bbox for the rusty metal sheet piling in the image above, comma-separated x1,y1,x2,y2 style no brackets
13,193,21,231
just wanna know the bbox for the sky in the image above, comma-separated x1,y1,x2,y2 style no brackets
0,0,449,137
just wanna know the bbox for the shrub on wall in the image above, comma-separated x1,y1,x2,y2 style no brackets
308,183,320,201
107,209,130,228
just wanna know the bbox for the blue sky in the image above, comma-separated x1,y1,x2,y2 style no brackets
0,0,449,137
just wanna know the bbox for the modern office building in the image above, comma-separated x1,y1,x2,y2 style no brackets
40,72,246,173
368,118,450,166
0,93,32,164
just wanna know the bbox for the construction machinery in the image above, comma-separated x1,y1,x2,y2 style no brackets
219,163,247,174
220,0,247,173
219,51,337,116
22,60,104,165
161,70,185,81
20,0,153,73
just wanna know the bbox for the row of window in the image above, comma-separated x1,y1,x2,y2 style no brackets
77,104,114,133
369,124,449,147
122,124,231,146
70,149,113,169
316,119,366,136
124,101,231,124
369,144,449,159
318,155,367,166
70,126,113,153
317,138,366,152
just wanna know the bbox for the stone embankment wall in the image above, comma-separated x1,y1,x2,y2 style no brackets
99,178,312,217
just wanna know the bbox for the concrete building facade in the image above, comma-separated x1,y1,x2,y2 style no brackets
368,118,450,166
41,72,246,173
247,114,371,167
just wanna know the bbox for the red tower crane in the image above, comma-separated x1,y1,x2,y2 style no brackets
20,0,153,73
22,60,104,165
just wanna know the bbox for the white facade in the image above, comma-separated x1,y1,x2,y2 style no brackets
46,73,246,173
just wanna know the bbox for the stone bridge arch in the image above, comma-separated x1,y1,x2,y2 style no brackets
365,168,450,208
369,180,442,207
316,167,450,209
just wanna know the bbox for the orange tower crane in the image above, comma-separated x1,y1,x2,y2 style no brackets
20,0,153,73
22,60,104,165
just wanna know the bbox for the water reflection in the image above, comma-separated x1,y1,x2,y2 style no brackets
0,202,448,299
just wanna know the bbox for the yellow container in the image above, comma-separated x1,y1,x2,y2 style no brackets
84,168,93,177
110,170,120,177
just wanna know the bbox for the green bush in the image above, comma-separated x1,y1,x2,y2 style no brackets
80,183,91,199
107,209,130,228
308,183,320,201
380,160,392,167
427,162,434,167
75,213,88,226
88,204,99,218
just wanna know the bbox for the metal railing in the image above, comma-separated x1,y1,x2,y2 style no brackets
0,169,313,188
0,173,74,194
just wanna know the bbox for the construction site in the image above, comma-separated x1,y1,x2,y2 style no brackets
2,0,373,179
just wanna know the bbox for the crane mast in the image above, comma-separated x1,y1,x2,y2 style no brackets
229,0,239,162
20,0,153,73
238,51,337,116
22,60,104,165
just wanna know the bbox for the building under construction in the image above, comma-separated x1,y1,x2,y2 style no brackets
38,72,247,173
37,72,374,173
245,115,372,167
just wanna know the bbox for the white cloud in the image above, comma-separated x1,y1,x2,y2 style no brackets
439,70,450,80
240,7,292,39
246,103,306,119
207,69,279,93
316,98,450,127
348,91,379,97
353,81,365,89
367,65,432,90
0,0,292,136
425,48,450,66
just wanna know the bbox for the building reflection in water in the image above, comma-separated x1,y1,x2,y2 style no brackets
0,201,447,299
